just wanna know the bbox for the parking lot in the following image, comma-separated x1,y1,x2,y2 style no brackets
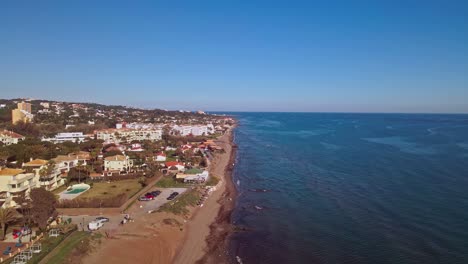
137,187,188,213
61,187,188,231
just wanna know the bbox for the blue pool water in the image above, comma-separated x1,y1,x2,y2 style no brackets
228,113,468,264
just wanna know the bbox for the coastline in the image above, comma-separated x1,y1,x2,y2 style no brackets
173,125,238,264
194,127,238,264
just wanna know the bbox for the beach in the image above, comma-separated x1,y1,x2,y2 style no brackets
83,127,237,264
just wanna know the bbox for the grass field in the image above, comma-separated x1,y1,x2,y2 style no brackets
77,179,142,200
155,176,190,188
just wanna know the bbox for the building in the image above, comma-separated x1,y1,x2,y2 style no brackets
0,130,25,145
17,102,32,113
104,155,133,173
23,159,64,191
155,152,167,162
42,132,87,144
39,102,50,108
12,101,33,124
172,125,211,136
0,168,38,208
96,128,162,144
52,152,90,175
165,161,185,172
175,169,209,183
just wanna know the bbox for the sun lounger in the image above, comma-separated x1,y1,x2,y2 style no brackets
3,246,11,255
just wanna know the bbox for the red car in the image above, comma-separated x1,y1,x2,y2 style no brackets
144,193,155,200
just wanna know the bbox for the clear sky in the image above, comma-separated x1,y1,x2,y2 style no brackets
1,1,467,113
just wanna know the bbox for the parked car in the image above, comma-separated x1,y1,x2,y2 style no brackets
88,221,104,231
138,196,152,201
95,217,110,223
145,193,155,200
167,192,179,200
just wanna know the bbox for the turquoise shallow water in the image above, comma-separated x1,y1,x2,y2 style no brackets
227,113,468,264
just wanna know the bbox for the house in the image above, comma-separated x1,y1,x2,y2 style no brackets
42,132,87,144
175,169,209,183
23,159,64,191
104,155,133,173
0,168,38,208
0,130,25,145
165,161,185,172
128,143,144,152
155,152,166,162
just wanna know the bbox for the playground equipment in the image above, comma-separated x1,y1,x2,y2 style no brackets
30,243,42,253
49,228,60,237
19,249,33,260
2,246,11,255
12,254,27,264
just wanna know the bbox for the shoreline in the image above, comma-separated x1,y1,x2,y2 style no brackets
195,126,238,264
172,125,238,264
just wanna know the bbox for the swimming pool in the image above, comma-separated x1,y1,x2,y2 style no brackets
65,188,88,194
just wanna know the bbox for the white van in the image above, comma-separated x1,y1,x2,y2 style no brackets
88,221,104,231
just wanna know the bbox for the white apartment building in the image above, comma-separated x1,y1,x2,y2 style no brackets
0,168,38,208
23,159,64,191
172,125,211,136
96,129,162,143
42,132,87,144
0,130,25,145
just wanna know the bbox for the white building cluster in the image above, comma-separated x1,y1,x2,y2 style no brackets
172,124,214,136
42,132,87,144
96,128,162,144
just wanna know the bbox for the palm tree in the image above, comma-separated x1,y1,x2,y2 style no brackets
0,207,19,240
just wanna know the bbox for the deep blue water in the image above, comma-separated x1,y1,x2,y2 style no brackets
228,113,468,264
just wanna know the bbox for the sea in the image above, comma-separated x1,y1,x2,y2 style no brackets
226,113,468,264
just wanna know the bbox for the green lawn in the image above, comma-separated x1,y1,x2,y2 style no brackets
41,231,90,264
77,179,142,200
155,176,190,188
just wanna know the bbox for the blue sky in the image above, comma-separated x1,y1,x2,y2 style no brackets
1,1,467,112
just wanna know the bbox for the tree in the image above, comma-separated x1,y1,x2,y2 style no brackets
30,188,58,230
0,208,19,240
39,160,56,179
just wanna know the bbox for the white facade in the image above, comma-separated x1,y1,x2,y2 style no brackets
172,125,212,136
104,155,133,172
96,129,162,143
0,168,38,208
0,130,25,145
42,132,86,144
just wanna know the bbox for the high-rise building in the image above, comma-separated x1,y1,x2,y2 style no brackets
17,102,32,113
12,101,33,124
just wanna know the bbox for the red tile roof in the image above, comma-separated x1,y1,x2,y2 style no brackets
0,130,25,139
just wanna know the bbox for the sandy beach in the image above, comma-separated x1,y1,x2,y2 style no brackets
83,127,237,264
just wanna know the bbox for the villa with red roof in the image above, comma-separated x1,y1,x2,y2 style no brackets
0,130,25,145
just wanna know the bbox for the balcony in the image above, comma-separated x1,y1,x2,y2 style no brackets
8,173,34,185
8,184,30,193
